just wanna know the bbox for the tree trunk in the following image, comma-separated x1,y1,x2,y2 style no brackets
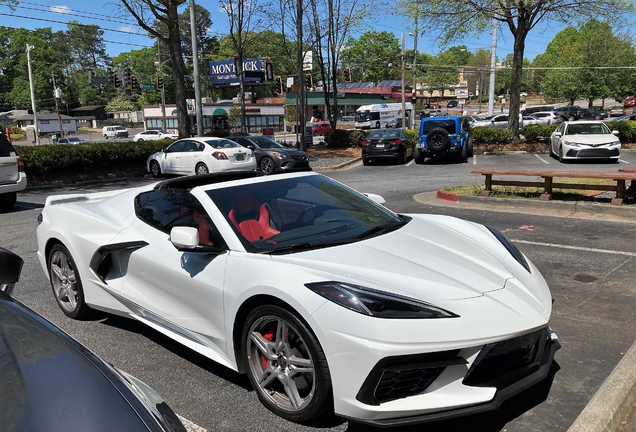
508,30,527,138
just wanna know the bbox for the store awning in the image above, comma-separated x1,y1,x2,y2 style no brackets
213,108,228,115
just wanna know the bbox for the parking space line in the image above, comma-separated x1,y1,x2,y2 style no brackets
619,159,629,164
513,239,636,257
534,154,550,164
473,154,477,164
406,159,415,166
178,415,208,432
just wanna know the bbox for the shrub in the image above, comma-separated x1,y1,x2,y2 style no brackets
204,128,231,137
324,129,368,148
522,124,558,141
404,129,419,148
609,121,636,143
470,127,513,144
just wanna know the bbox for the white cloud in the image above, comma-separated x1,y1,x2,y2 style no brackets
118,25,137,33
50,6,72,14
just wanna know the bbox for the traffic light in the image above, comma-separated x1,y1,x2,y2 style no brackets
130,75,138,90
107,68,113,86
114,71,121,88
124,67,131,88
156,75,164,90
275,76,283,94
305,73,313,89
343,67,352,82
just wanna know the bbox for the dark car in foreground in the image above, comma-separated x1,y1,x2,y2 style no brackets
361,128,413,165
226,135,310,175
0,247,186,432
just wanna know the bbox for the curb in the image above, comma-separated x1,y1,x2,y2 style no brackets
436,189,459,202
568,339,636,432
312,158,361,172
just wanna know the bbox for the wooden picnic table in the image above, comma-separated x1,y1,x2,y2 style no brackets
471,168,636,205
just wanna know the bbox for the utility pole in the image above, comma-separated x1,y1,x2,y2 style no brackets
412,0,419,128
51,72,64,139
158,43,167,131
401,33,406,129
297,0,306,151
488,19,498,116
190,0,203,137
26,44,40,145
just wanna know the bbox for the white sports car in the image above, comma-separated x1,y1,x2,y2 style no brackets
550,121,621,162
36,171,559,426
147,137,256,177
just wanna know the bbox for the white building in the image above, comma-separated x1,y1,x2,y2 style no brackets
15,111,78,135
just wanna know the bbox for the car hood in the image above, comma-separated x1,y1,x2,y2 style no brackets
0,294,149,431
274,148,307,156
271,214,521,302
563,134,618,144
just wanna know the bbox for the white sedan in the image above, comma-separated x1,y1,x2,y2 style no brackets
550,121,621,162
146,137,256,177
133,130,179,142
36,171,559,427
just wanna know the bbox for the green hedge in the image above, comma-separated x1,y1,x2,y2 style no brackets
608,121,636,143
15,140,168,180
521,124,558,141
470,127,514,144
324,129,369,148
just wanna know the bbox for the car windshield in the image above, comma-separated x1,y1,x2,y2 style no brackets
114,126,126,131
207,175,405,254
423,120,456,135
249,137,286,149
367,130,402,139
68,137,82,142
565,123,611,135
355,111,370,122
204,139,241,149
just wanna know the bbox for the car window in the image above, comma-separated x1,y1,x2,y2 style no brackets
367,130,400,139
251,137,285,149
204,139,241,149
423,120,456,134
565,123,610,135
165,141,186,153
135,189,227,248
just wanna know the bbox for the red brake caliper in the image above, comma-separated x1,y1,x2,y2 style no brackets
260,326,275,370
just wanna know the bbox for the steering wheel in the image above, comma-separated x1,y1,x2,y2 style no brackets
296,205,317,222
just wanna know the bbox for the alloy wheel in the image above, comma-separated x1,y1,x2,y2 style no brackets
50,250,79,314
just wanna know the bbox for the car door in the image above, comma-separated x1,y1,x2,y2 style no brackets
492,115,508,128
162,140,186,174
551,123,564,153
116,188,230,355
178,140,204,174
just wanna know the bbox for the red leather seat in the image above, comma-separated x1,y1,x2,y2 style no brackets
228,191,279,242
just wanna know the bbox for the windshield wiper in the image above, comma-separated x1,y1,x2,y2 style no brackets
351,220,406,240
264,242,344,255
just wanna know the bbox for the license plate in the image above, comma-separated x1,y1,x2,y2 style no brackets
236,153,245,161
376,144,385,148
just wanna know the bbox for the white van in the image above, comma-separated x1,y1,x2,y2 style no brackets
102,126,129,139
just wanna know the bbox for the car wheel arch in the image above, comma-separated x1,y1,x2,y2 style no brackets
232,294,322,374
44,238,66,271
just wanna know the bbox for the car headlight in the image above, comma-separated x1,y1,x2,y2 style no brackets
611,140,620,146
305,281,458,319
563,140,580,147
487,227,531,273
271,152,285,159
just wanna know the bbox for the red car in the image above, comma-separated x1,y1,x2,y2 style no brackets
623,95,636,108
311,123,332,136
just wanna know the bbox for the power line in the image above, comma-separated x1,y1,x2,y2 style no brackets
19,1,138,26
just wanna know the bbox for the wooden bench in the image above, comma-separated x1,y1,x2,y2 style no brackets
471,168,636,205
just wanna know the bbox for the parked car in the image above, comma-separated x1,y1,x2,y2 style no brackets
102,125,129,139
523,105,560,115
341,114,355,122
522,115,542,127
57,137,86,144
609,106,625,117
579,108,608,120
554,105,582,121
146,137,256,177
531,111,562,125
623,95,636,108
473,114,523,130
36,171,559,426
609,114,636,122
361,128,413,165
226,135,310,175
415,116,472,163
0,247,187,432
311,122,332,136
550,120,621,162
0,134,26,210
428,109,443,117
446,100,458,108
384,117,405,128
460,115,485,127
133,130,179,142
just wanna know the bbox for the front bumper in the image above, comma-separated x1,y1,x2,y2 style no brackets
563,144,620,159
278,156,311,172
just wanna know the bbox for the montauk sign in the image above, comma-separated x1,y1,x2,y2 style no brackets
209,58,263,85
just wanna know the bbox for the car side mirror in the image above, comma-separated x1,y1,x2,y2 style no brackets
247,145,255,150
170,227,226,255
0,247,24,296
363,193,386,205
554,132,562,137
612,130,619,135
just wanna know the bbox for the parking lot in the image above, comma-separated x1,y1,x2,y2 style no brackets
2,152,635,431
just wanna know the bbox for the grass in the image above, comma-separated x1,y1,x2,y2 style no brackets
445,178,615,201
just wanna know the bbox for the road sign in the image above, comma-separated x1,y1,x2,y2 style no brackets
141,83,155,89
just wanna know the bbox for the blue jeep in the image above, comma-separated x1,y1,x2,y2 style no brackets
414,116,473,164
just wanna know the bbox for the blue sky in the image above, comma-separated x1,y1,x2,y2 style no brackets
0,0,577,62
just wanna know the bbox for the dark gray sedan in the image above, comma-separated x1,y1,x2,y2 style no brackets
0,247,186,432
361,128,413,165
226,135,310,175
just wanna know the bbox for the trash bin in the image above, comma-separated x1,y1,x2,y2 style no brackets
51,134,58,145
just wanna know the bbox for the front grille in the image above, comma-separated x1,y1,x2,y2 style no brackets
356,350,464,405
290,155,308,161
463,326,551,389
566,148,618,158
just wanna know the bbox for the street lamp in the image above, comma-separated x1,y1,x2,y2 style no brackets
409,31,417,117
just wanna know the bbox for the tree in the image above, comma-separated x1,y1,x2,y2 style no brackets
399,0,634,137
465,48,490,105
339,31,401,83
119,0,190,138
426,50,460,101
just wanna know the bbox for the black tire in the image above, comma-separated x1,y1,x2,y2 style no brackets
594,115,601,120
362,158,370,166
138,138,144,142
558,145,565,163
259,157,275,175
104,135,108,139
375,121,380,129
0,192,17,210
459,140,468,163
150,161,162,178
467,137,474,157
426,127,451,152
195,163,209,175
414,154,425,164
568,115,575,121
48,244,91,319
549,144,556,159
242,305,332,422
